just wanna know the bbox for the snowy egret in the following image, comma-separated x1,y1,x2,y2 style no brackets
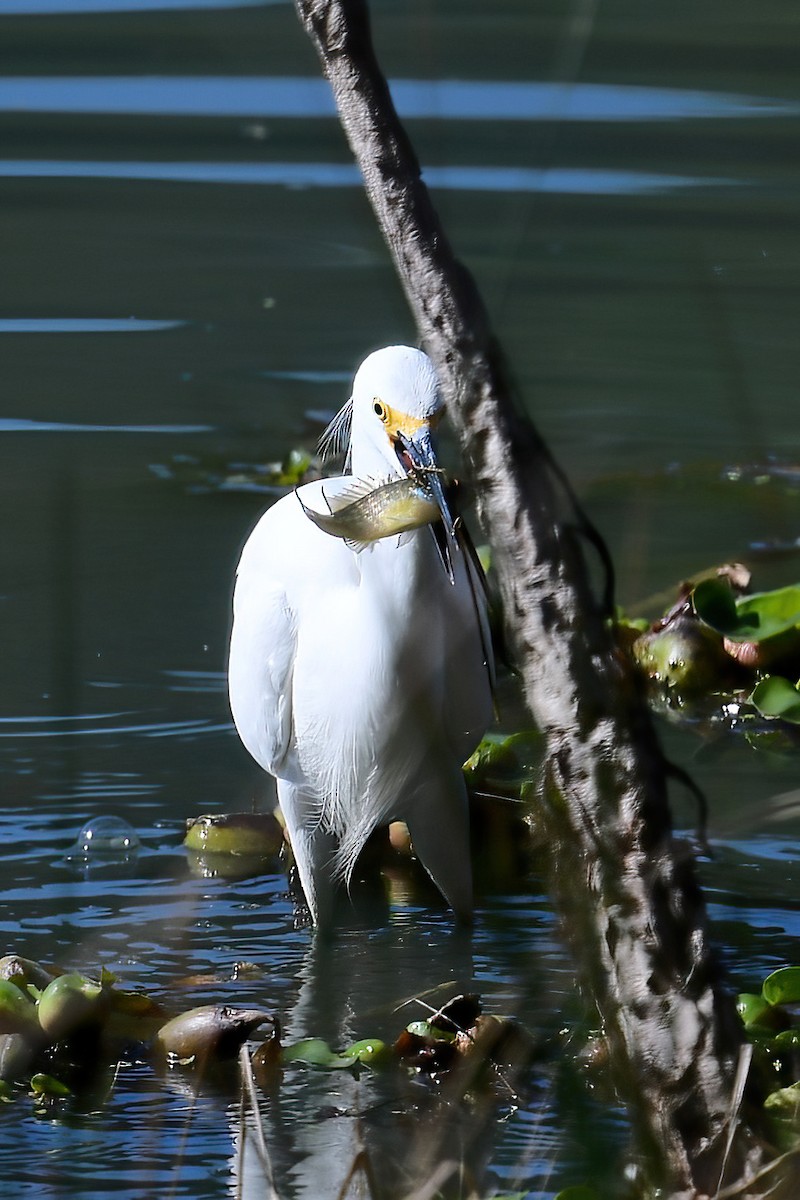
228,346,494,925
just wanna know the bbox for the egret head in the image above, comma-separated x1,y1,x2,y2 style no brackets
318,346,456,552
321,343,448,474
353,344,442,468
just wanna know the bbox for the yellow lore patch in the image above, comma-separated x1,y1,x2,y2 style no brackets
373,398,442,437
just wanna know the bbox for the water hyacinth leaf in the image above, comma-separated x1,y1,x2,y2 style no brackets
0,956,55,997
280,1038,357,1069
183,813,284,857
29,1073,71,1098
692,578,747,636
276,448,312,487
0,980,38,1034
462,730,542,789
631,618,729,693
0,1033,35,1082
694,579,800,644
773,1028,800,1051
762,966,800,1006
0,1081,13,1103
734,993,772,1032
736,993,776,1029
37,973,107,1041
344,1038,390,1066
751,676,800,725
764,1082,800,1114
405,1020,456,1043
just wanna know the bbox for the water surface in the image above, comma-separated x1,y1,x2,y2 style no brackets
2,0,800,1196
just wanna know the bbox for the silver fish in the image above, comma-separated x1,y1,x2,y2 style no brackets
298,470,443,549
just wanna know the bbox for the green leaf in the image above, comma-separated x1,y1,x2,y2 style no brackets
773,1029,800,1051
344,1038,390,1066
751,677,800,725
762,966,800,1006
737,993,774,1029
183,812,283,857
553,1187,603,1200
30,1073,71,1098
405,1020,456,1043
462,729,542,787
694,579,800,644
764,1082,800,1115
692,578,748,636
280,1038,358,1069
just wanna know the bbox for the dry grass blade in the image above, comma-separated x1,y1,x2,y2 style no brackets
398,1158,480,1200
237,1043,281,1200
334,1148,380,1200
714,1043,754,1196
715,1146,800,1199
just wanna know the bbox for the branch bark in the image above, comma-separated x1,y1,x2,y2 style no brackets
293,0,779,1192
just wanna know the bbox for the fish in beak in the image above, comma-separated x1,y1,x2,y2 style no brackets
394,427,457,582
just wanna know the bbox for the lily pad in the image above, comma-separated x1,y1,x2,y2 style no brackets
751,676,800,725
762,966,800,1007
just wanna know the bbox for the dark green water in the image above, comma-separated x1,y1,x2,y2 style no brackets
2,1,800,1196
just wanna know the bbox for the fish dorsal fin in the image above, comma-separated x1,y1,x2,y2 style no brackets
338,474,390,501
322,475,392,513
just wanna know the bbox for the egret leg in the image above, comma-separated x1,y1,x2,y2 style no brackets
404,771,473,923
277,780,337,926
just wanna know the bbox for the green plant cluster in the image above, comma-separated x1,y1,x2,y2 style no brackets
622,572,800,733
738,966,800,1136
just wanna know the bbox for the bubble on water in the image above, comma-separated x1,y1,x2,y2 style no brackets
67,815,141,861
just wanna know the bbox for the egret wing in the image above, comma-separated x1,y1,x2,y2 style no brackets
229,567,297,777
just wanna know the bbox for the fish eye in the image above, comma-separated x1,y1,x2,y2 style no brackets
373,399,388,422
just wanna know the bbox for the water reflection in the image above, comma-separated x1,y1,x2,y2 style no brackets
2,75,797,121
2,0,799,1192
0,712,229,737
0,318,187,333
0,158,739,195
5,0,275,12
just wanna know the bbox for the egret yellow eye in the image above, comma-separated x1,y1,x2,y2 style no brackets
373,399,388,422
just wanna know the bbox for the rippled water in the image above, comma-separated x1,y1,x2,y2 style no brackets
3,0,800,1196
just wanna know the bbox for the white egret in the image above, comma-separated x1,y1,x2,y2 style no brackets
228,346,493,925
